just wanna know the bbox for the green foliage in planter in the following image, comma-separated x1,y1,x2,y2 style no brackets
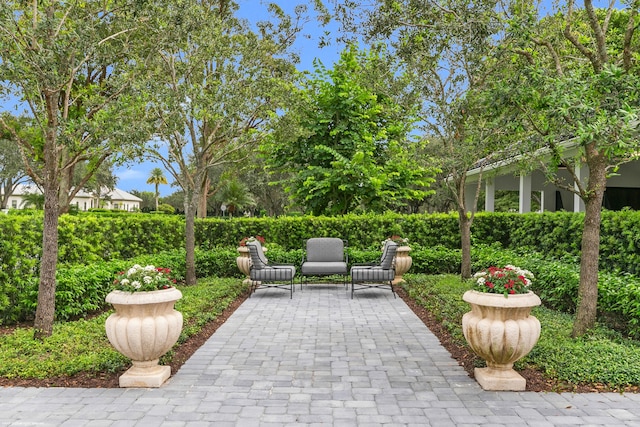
0,278,245,380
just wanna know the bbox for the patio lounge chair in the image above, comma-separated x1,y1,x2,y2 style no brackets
350,241,398,299
246,240,296,298
300,237,348,289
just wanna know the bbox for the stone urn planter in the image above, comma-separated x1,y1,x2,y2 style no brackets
462,290,541,391
236,246,252,284
392,245,412,284
105,287,183,388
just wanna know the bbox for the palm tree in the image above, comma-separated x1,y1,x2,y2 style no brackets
219,178,256,217
146,168,168,211
20,192,45,210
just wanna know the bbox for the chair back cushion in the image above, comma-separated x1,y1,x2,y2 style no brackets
306,238,345,262
380,242,398,270
246,241,268,270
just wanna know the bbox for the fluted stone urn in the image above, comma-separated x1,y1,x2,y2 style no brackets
392,246,412,284
462,290,541,391
105,288,183,388
236,246,252,284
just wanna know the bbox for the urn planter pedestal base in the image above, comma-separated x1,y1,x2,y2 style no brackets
118,360,171,388
474,366,526,391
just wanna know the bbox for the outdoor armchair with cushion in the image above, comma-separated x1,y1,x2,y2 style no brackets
300,237,348,289
246,240,296,298
350,241,398,299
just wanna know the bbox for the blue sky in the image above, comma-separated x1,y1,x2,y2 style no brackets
0,2,340,197
115,1,341,197
2,1,616,197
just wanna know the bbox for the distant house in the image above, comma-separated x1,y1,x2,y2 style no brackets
464,139,640,213
2,184,143,212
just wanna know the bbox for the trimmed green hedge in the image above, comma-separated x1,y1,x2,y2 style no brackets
5,210,640,273
0,248,241,325
6,210,640,333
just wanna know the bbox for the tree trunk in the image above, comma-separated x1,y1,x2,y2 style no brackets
0,179,10,209
183,191,199,286
197,174,210,218
458,209,472,279
571,154,607,338
34,161,60,340
155,183,159,211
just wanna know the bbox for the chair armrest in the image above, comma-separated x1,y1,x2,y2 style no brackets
351,262,377,267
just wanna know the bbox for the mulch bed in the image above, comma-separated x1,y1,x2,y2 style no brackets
0,288,631,392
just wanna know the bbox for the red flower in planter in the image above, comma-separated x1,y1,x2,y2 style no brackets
239,235,266,246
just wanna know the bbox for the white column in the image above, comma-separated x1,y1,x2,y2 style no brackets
464,183,476,213
574,165,586,212
519,173,532,213
484,178,495,212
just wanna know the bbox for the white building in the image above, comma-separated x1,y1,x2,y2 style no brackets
464,139,640,213
2,184,143,212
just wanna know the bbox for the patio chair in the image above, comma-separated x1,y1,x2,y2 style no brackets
350,241,398,299
300,237,348,289
246,240,296,298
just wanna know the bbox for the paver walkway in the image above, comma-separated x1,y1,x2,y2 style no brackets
2,284,640,426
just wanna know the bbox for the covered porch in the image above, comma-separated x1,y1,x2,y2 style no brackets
465,160,640,213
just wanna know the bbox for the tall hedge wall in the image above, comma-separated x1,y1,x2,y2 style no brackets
3,210,640,271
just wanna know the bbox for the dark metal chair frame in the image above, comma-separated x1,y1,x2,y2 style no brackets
350,241,398,299
246,240,296,298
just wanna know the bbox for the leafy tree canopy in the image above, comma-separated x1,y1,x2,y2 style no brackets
263,44,438,215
